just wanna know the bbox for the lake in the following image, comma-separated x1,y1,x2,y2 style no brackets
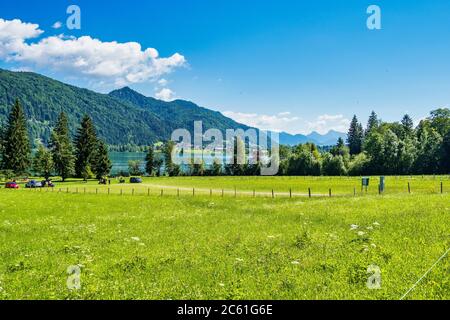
110,152,234,175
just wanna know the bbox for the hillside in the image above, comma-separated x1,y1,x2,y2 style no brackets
109,87,250,135
0,69,345,147
0,69,249,146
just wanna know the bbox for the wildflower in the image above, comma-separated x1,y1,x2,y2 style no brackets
371,243,377,248
373,222,381,227
291,260,300,265
350,224,359,230
367,226,374,230
357,231,366,236
235,258,244,262
131,237,140,242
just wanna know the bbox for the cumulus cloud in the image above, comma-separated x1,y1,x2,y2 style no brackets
155,88,175,101
223,111,350,135
0,18,186,89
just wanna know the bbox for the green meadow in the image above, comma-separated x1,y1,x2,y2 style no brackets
0,176,448,300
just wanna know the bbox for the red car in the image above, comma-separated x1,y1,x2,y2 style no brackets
5,182,19,189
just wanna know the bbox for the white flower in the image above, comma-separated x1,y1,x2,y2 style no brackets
291,260,300,265
350,224,359,230
131,237,140,242
371,243,377,248
367,226,374,230
357,231,366,236
235,258,244,262
373,222,381,227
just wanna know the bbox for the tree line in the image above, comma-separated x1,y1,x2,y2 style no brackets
1,99,448,179
0,100,112,181
279,109,450,176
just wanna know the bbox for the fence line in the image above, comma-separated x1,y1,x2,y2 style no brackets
5,180,446,200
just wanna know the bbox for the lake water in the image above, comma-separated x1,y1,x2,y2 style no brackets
110,152,147,175
110,152,234,175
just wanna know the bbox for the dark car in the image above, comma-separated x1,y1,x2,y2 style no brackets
41,180,55,188
5,182,19,189
25,180,43,188
130,177,143,184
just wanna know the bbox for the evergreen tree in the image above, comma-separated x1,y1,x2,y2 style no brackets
50,112,75,182
347,115,364,155
1,99,31,174
145,146,155,176
93,140,112,179
366,111,380,135
74,115,98,178
33,144,54,180
401,114,414,139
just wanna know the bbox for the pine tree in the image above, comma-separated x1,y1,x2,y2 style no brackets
1,99,31,174
74,115,98,178
401,114,414,139
366,111,379,135
145,146,155,176
93,140,112,179
50,112,75,181
347,115,364,155
33,144,54,180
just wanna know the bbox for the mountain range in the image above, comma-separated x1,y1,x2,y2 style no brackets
0,69,345,147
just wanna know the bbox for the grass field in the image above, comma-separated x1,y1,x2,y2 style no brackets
5,175,449,198
0,176,448,300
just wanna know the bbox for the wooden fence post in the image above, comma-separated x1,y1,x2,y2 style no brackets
329,188,332,197
408,182,411,194
441,182,443,194
308,188,311,198
289,188,292,198
272,189,274,199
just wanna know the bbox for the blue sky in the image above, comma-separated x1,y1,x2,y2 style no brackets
0,0,450,134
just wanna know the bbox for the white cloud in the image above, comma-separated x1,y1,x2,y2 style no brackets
157,78,168,86
307,114,350,134
155,88,175,101
52,21,62,29
0,18,186,89
223,111,350,135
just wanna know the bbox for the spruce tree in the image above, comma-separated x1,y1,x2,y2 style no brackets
74,115,98,178
401,114,414,139
347,115,364,155
50,112,75,182
93,140,112,179
366,111,379,135
2,99,31,174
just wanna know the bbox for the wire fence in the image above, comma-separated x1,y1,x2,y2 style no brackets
3,180,447,199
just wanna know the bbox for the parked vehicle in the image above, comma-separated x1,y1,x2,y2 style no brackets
130,177,143,184
5,182,19,189
25,180,43,188
41,180,55,188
